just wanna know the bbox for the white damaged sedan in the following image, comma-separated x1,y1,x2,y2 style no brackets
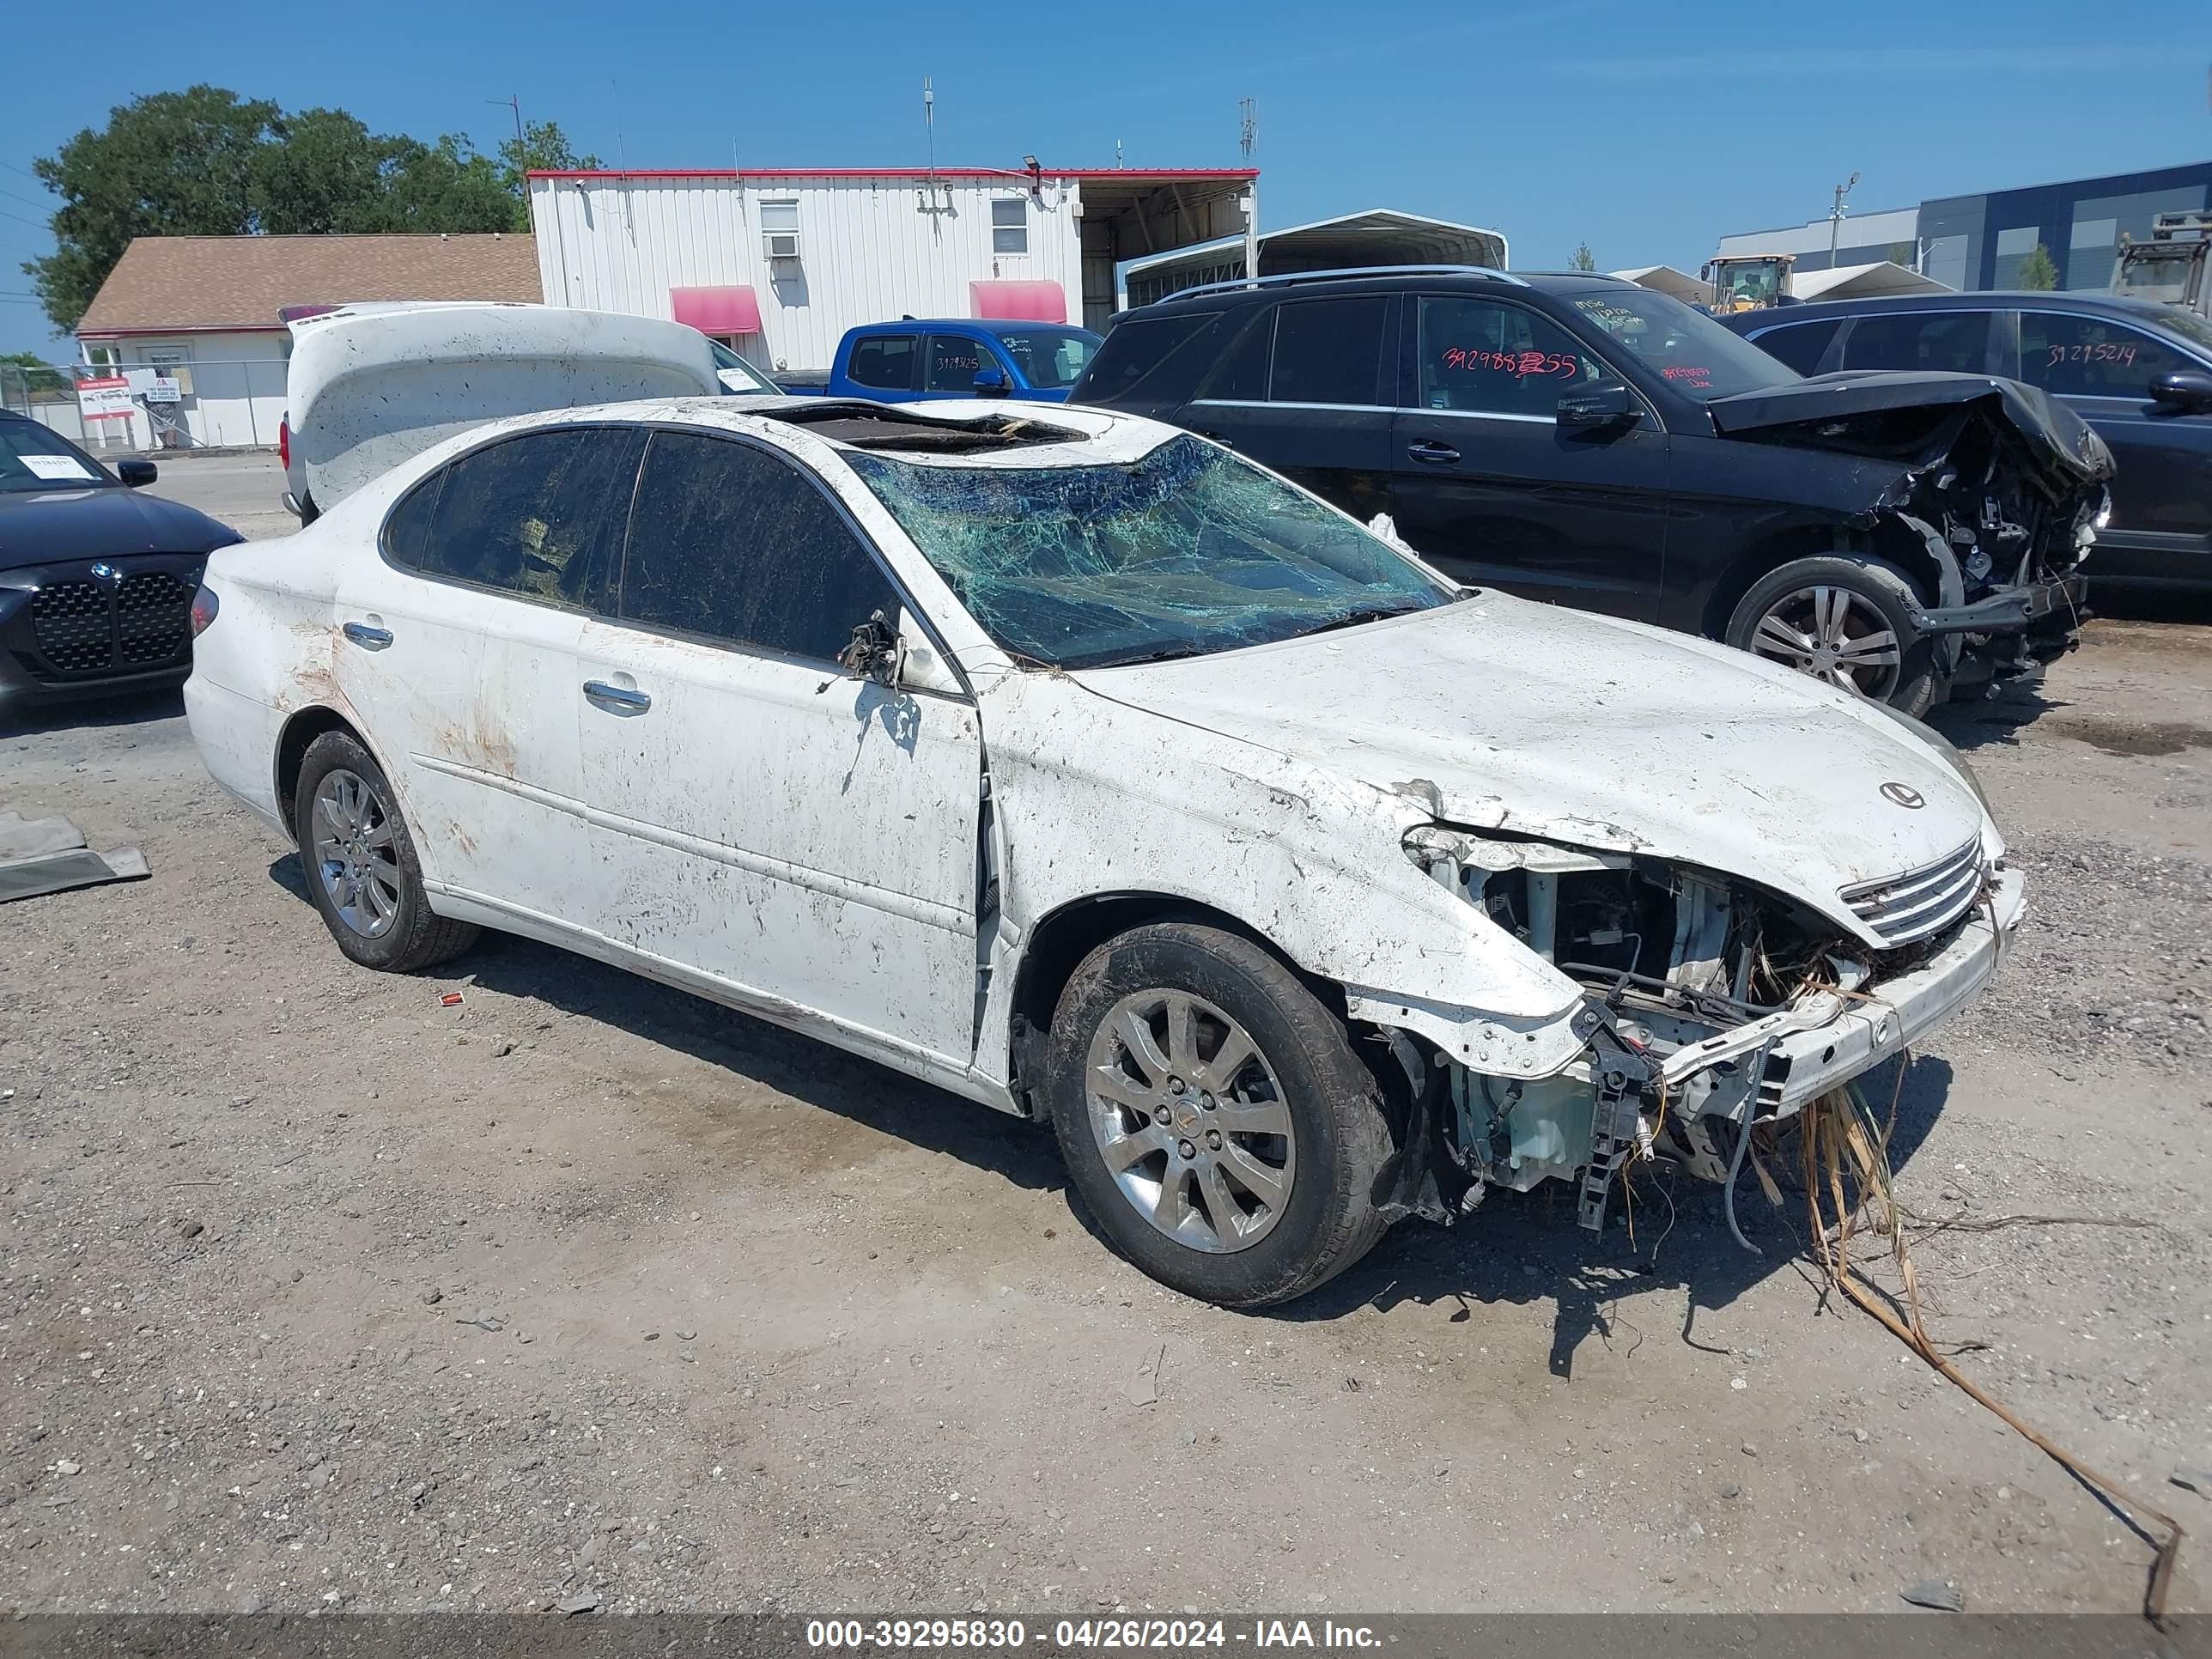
185,394,2021,1306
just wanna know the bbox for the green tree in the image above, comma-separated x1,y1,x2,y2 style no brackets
496,119,601,204
368,134,526,233
252,107,389,234
27,85,280,331
1570,240,1597,271
2016,242,2060,290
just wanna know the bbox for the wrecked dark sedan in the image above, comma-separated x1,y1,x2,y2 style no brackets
0,410,241,717
1071,269,2115,713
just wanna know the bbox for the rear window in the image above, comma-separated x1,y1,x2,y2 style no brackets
1073,313,1219,403
848,335,921,393
1841,312,1990,374
1746,317,1843,375
1268,297,1387,405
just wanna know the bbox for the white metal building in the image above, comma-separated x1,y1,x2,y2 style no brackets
526,166,1259,376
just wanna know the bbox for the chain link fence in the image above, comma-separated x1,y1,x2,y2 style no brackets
2,358,286,453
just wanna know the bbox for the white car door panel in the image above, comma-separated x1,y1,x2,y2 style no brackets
574,428,984,1066
333,426,641,922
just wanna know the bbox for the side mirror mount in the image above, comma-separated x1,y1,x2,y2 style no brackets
973,366,1011,397
2148,368,2212,410
1556,380,1637,427
837,610,902,687
117,458,158,487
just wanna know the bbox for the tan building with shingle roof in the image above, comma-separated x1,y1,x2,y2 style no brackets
74,233,538,449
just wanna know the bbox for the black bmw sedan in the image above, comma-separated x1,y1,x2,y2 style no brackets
0,411,242,718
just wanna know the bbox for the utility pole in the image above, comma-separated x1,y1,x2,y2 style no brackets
1239,98,1259,283
1828,170,1860,265
488,94,524,149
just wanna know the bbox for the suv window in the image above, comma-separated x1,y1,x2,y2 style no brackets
848,334,921,392
619,431,899,663
393,428,639,610
926,334,994,392
1415,295,1598,417
1842,311,1990,374
1076,313,1218,403
1747,317,1843,375
2019,311,2194,397
1268,296,1387,405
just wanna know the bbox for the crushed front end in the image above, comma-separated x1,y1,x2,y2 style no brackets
1391,824,2024,1231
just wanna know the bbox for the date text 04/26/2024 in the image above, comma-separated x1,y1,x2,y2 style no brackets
805,1618,1383,1650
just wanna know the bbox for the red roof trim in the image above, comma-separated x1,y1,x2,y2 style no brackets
527,167,1258,183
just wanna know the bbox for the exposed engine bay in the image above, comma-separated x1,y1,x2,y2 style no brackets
1708,374,2115,690
1396,823,1995,1236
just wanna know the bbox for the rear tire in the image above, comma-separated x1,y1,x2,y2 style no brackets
1724,555,1941,715
1044,923,1395,1308
293,730,477,973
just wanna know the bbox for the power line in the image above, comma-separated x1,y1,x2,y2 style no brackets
0,184,51,213
0,206,51,233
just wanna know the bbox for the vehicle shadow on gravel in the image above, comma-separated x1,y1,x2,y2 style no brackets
265,853,1067,1196
1930,680,2068,754
0,686,183,738
1271,1053,1955,1376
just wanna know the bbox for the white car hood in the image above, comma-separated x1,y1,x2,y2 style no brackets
1068,592,1991,936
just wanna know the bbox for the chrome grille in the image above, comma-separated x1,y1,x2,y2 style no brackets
1838,836,1988,946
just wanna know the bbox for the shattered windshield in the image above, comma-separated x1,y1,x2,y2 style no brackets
1570,287,1796,398
844,434,1453,670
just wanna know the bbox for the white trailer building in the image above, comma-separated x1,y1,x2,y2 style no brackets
525,165,1259,377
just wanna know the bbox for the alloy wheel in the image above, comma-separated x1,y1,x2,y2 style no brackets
1084,990,1295,1253
1749,585,1903,699
311,768,403,939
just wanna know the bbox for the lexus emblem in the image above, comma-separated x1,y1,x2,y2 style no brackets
1880,781,1925,810
89,562,121,586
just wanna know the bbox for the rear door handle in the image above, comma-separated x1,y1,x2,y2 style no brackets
583,679,652,714
1407,440,1461,465
341,621,392,648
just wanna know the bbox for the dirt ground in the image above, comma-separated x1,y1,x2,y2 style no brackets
2,451,2209,1619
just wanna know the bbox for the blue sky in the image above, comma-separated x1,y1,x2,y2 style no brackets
3,0,2207,358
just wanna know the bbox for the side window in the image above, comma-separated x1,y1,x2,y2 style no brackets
1841,312,1990,374
1199,307,1273,401
2019,312,2192,397
926,334,994,392
991,198,1028,255
1079,313,1216,402
848,334,921,392
1269,297,1386,405
381,471,443,568
620,432,900,663
398,428,639,610
1414,296,1599,417
1747,318,1843,375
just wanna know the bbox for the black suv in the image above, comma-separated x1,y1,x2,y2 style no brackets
1071,268,2113,713
1720,290,2212,597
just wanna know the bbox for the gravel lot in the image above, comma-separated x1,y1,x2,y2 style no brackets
2,452,2209,1620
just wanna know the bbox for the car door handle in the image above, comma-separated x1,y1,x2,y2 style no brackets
1407,440,1461,465
583,679,652,714
341,621,392,648
1197,429,1237,449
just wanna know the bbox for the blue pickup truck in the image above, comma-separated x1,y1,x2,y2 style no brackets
781,319,1103,402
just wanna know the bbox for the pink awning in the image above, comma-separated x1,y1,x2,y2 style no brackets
670,285,763,336
968,280,1066,323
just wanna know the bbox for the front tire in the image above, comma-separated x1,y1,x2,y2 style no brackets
293,730,477,973
1044,923,1395,1308
1724,555,1940,715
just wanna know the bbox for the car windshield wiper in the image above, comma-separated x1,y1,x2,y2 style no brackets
1297,604,1427,639
1090,641,1216,669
